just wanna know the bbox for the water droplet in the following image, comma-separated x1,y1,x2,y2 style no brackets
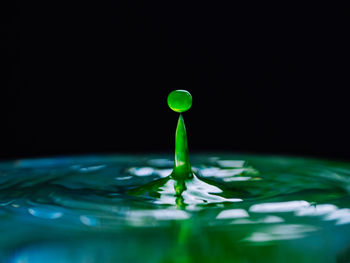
167,90,192,113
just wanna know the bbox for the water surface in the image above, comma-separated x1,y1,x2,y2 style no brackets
1,153,350,262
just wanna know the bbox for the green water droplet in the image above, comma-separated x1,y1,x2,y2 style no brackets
129,90,195,204
168,90,193,182
167,90,192,113
172,115,192,180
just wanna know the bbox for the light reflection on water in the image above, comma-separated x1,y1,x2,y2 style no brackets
249,200,311,213
1,154,350,262
28,207,63,219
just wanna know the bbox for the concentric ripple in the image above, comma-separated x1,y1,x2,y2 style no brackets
1,154,350,263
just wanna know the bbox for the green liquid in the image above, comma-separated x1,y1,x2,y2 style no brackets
168,90,193,202
171,114,192,181
1,90,350,262
1,154,350,262
130,90,198,204
168,90,193,180
167,90,192,113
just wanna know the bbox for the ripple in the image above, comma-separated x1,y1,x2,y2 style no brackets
249,201,311,213
1,153,350,260
216,209,249,219
243,224,318,243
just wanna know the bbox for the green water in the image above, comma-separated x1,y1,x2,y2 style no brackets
1,154,350,262
1,91,350,262
167,90,192,113
168,90,192,181
169,90,193,202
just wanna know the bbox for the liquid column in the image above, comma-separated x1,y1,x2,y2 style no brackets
167,90,193,197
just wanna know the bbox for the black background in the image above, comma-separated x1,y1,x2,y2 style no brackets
1,2,349,160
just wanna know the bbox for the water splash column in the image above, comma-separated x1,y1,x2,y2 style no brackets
167,90,193,181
